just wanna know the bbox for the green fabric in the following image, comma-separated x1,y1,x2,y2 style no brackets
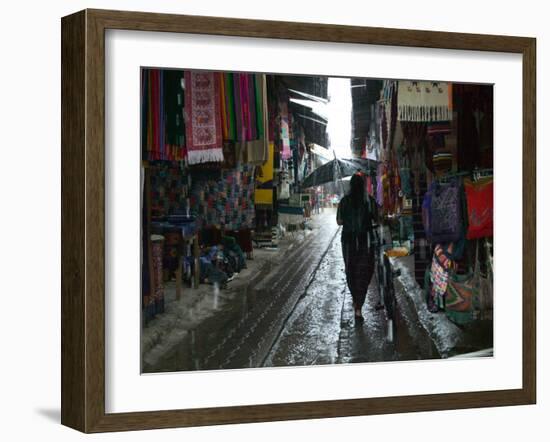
164,70,185,146
225,73,237,140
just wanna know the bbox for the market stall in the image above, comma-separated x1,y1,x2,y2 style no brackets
351,79,494,326
140,68,330,321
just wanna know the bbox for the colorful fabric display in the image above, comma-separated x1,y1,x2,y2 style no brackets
279,100,292,160
163,70,186,159
184,71,224,164
429,178,464,243
220,73,268,165
464,177,493,239
429,243,456,311
142,69,187,161
397,81,453,122
243,74,269,165
445,239,492,324
221,73,237,140
149,163,190,216
190,164,256,230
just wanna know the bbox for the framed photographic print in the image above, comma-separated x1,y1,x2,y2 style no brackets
61,9,536,433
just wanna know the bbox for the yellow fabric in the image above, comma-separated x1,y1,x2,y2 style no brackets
254,142,274,206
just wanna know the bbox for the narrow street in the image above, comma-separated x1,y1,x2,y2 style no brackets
196,209,440,371
263,214,432,368
142,209,445,373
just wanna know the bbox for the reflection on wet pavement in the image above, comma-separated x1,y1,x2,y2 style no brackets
264,227,429,367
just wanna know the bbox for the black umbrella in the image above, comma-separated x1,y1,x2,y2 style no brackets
301,157,377,188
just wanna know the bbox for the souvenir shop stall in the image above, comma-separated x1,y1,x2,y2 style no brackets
141,69,330,322
254,75,330,243
141,68,269,322
354,79,494,326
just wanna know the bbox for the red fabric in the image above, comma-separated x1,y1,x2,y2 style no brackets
464,177,493,239
184,71,223,162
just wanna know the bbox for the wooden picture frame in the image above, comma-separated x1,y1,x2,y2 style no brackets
61,8,536,433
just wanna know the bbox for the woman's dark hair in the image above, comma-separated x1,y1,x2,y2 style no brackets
349,173,365,207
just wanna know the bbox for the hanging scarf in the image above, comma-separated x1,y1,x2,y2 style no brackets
223,73,237,141
244,74,269,165
163,69,186,161
184,71,224,165
398,81,453,122
279,100,292,161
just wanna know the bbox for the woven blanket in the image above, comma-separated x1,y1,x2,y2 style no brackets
398,81,453,122
184,71,224,165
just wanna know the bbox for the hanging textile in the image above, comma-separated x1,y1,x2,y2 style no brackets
189,164,256,230
445,272,476,325
248,74,258,141
422,182,434,239
386,81,398,151
236,73,249,141
429,178,464,243
224,73,268,165
143,69,161,160
232,73,256,142
141,69,186,161
184,71,224,165
279,100,292,161
464,177,493,239
244,74,269,165
219,72,230,140
445,239,492,323
163,70,186,160
428,243,456,311
397,81,453,122
396,142,412,198
223,73,237,141
254,142,274,207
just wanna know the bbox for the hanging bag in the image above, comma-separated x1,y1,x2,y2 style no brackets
464,177,493,239
445,239,493,324
429,178,463,243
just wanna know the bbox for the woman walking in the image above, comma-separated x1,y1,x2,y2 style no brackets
337,173,377,322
